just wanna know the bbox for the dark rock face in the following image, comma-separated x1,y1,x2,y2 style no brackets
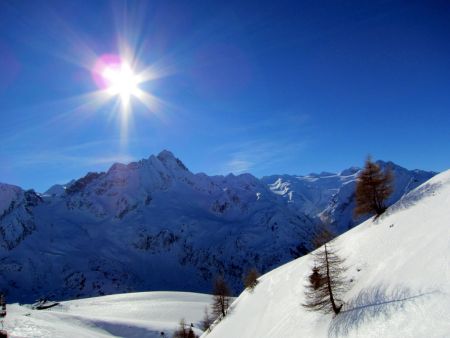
66,172,105,195
0,186,41,250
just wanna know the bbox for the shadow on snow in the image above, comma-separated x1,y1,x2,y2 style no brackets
328,285,438,337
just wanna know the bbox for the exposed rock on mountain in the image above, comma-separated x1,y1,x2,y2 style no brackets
0,151,435,302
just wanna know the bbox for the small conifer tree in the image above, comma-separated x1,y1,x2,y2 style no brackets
173,319,197,338
354,157,393,218
212,276,231,319
243,268,260,291
312,222,335,249
302,243,348,315
200,306,213,332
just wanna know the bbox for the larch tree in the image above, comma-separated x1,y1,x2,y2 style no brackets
172,319,197,338
354,157,393,218
200,306,213,332
302,243,348,315
211,276,231,319
312,222,335,249
243,268,260,291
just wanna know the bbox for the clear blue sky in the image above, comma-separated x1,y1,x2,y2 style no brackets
1,0,449,192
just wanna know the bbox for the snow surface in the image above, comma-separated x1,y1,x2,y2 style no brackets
4,291,212,338
204,170,450,338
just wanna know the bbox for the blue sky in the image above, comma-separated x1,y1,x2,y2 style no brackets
0,0,449,192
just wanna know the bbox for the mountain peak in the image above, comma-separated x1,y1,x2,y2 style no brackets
339,166,360,176
157,150,189,172
157,149,176,160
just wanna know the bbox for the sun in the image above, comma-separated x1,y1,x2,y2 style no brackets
90,52,166,145
92,54,148,109
101,62,140,105
102,62,140,105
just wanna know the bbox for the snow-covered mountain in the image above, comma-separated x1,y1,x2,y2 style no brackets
0,151,436,302
0,151,316,302
0,183,42,250
204,169,450,338
262,161,435,233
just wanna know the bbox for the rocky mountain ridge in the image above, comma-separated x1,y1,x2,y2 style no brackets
0,151,436,301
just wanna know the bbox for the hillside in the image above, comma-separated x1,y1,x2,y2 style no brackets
4,291,211,338
0,151,435,302
204,170,450,338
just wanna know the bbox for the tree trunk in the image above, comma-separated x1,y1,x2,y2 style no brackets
221,297,226,317
324,244,341,315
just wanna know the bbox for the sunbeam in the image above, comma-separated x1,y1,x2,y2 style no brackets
89,50,167,146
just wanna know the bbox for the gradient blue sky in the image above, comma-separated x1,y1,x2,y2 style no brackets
1,0,449,192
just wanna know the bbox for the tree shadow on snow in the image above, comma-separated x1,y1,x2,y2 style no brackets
328,285,438,338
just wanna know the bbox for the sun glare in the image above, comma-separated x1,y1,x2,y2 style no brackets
89,52,168,146
92,54,149,109
102,62,140,105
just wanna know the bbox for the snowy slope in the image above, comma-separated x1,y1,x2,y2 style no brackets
0,151,436,302
204,170,450,338
5,291,212,338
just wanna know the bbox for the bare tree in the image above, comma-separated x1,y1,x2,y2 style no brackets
291,222,334,261
302,243,348,315
173,318,197,338
212,276,231,319
243,268,260,291
200,306,213,332
354,157,393,218
312,222,335,249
